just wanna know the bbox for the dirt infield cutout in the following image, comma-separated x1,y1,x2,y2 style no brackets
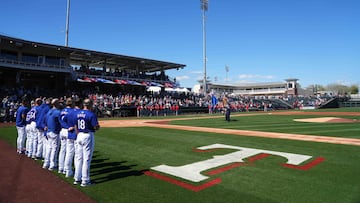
98,114,360,147
294,117,358,123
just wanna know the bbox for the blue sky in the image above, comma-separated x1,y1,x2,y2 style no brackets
1,0,359,89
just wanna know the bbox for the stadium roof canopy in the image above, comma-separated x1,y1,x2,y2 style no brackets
0,34,186,73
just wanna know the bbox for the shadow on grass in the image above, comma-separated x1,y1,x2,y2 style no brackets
90,151,144,184
224,119,238,122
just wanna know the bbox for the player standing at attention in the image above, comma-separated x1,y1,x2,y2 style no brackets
73,98,99,187
25,98,41,158
35,98,51,159
43,98,61,171
15,97,29,154
64,98,82,178
25,100,35,156
58,97,73,174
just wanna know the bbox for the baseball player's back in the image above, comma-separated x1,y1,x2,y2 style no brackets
43,99,61,170
76,109,98,133
15,99,29,154
74,99,99,187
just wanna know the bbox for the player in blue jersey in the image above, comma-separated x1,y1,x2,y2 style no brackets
15,97,29,154
25,101,35,155
64,98,82,178
210,93,218,114
31,98,45,159
73,98,99,187
25,98,41,158
42,98,61,171
35,98,51,159
58,97,73,174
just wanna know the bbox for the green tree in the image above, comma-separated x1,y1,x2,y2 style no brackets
349,84,359,94
326,83,350,95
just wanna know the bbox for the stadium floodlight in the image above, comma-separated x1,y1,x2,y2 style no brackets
65,0,71,46
201,0,208,94
201,0,208,11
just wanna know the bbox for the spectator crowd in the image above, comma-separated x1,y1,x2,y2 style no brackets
1,84,333,122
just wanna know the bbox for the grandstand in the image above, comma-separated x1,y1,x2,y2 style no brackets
0,34,185,97
201,78,299,97
0,34,341,120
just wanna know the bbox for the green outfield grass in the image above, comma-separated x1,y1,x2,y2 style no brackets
1,108,360,203
170,113,360,139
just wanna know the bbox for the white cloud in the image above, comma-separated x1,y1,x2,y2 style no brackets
175,75,190,81
190,70,203,74
236,80,257,83
239,74,275,79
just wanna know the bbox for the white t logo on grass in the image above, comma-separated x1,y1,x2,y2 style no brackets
151,143,313,182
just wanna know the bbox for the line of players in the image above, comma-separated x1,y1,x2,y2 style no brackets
15,96,100,187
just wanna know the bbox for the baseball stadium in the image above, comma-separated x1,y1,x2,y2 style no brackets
1,32,360,203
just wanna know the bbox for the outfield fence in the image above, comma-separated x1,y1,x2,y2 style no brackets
339,101,360,108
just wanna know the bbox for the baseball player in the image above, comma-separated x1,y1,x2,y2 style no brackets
64,98,82,178
25,98,41,158
58,98,73,174
210,93,218,114
26,98,42,159
35,98,51,159
15,97,29,154
73,98,99,187
42,98,61,171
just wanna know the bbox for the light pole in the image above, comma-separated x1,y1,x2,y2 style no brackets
65,0,71,47
201,0,208,94
225,65,229,82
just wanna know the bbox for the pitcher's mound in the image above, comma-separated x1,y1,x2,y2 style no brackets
294,117,358,123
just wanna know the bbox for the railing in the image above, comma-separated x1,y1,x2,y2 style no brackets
106,106,209,118
339,101,360,108
234,88,287,95
74,72,175,86
0,58,71,73
0,58,179,85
